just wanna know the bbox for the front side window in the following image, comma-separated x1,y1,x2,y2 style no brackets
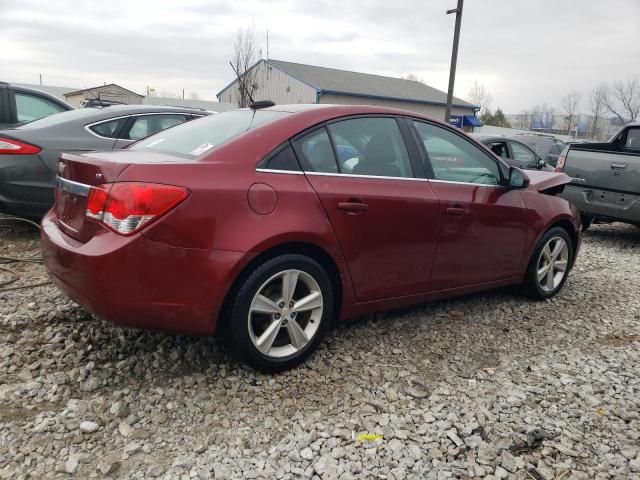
625,128,640,150
15,93,65,123
125,114,187,141
89,118,128,138
510,141,537,163
327,117,413,178
413,121,501,185
487,141,509,158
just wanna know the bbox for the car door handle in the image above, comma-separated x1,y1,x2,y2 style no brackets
337,201,368,213
611,163,627,170
446,207,468,216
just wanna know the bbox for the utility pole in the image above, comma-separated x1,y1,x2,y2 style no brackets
444,0,464,124
39,73,42,86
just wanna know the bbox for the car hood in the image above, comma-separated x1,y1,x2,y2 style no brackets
526,170,572,193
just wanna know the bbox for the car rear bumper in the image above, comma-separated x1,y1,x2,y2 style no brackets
41,211,250,335
561,185,640,224
0,153,54,216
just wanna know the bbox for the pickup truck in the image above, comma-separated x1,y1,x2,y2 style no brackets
557,123,639,229
0,82,72,129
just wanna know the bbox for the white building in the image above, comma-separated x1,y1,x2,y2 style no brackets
217,59,480,127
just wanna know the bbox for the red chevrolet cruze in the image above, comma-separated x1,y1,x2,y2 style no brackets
42,104,580,371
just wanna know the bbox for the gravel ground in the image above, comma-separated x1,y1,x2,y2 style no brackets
0,221,639,480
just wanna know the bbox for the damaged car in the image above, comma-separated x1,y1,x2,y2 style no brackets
41,104,580,371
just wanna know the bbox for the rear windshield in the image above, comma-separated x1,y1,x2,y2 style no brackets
18,107,99,129
130,110,288,157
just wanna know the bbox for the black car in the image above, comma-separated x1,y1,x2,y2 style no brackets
0,82,73,128
471,134,553,171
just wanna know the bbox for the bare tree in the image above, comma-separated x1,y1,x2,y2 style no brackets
232,26,259,107
588,83,608,139
402,74,426,84
560,92,581,135
604,75,640,124
515,110,531,130
467,81,492,115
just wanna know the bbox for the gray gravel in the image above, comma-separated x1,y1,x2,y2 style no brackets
1,222,639,479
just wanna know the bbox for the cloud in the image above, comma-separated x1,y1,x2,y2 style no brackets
2,0,639,112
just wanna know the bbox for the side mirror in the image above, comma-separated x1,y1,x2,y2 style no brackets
538,157,545,168
508,167,530,189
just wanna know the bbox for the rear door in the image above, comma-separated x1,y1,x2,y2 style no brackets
294,116,440,302
411,120,527,290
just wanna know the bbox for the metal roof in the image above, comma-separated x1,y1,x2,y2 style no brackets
265,59,477,109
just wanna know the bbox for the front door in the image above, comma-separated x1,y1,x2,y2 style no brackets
294,117,439,302
411,120,527,290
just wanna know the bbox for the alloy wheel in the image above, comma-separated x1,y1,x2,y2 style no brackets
247,269,324,358
536,236,569,293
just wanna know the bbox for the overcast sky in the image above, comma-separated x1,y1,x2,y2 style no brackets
3,0,639,113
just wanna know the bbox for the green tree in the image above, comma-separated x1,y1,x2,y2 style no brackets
481,108,512,128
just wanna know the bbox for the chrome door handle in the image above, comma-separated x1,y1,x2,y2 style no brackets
611,163,627,170
446,207,468,216
337,201,368,213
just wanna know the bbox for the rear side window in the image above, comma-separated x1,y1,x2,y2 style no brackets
259,144,300,171
131,110,288,158
15,93,66,123
124,114,187,141
89,118,127,138
296,128,339,173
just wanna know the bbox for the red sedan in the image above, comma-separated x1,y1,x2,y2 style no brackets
42,104,580,371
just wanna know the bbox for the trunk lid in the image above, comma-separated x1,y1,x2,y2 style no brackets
54,150,186,242
55,152,131,241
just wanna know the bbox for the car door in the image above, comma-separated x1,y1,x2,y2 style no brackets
294,117,439,302
411,120,527,290
114,114,188,148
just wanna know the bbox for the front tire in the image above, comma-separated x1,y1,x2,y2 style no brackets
224,254,333,372
524,227,573,299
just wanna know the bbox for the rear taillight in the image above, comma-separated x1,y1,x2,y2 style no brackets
0,137,42,155
85,182,189,235
554,155,566,172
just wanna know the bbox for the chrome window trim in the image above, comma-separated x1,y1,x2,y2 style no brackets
429,179,503,188
84,112,191,140
305,171,428,182
254,168,504,187
255,168,305,175
56,176,91,197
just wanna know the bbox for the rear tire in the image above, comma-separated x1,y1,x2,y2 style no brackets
524,227,573,300
580,214,594,231
223,254,333,372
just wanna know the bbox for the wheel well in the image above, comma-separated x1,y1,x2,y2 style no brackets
549,219,578,258
217,242,344,334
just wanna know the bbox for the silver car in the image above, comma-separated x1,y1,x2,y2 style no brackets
0,105,210,217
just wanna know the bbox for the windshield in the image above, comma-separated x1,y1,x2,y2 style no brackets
130,110,288,157
17,107,99,129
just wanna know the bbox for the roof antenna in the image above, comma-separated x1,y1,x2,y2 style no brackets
229,61,255,106
86,88,105,108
